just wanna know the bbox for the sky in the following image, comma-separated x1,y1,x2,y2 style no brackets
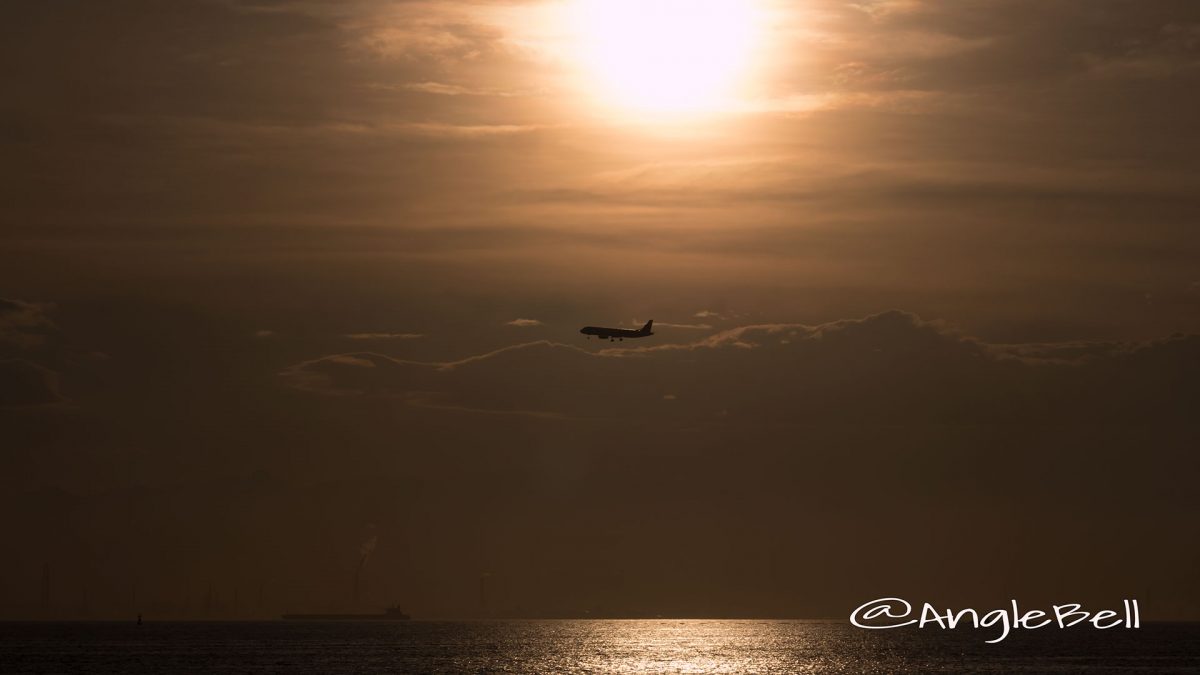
1,0,1199,619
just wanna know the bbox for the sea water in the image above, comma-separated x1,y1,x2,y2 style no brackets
2,619,1197,673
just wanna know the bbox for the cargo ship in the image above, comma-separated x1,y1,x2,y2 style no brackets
282,605,411,621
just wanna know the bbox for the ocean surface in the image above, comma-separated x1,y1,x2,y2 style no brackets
2,620,1197,674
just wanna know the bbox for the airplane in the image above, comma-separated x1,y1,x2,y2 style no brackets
580,319,654,342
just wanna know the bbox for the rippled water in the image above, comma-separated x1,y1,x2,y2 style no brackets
2,620,1197,673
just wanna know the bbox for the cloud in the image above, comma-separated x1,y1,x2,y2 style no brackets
399,81,520,97
328,355,376,368
395,122,547,138
279,352,406,395
506,318,542,327
802,0,1200,95
0,359,64,407
655,322,713,330
0,299,55,348
0,299,72,407
344,333,424,340
352,8,510,63
282,310,1200,424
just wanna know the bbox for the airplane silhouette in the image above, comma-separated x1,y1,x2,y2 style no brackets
580,320,654,342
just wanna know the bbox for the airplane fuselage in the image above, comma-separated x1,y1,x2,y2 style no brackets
580,320,654,341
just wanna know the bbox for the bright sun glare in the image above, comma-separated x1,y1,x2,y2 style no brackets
570,0,760,115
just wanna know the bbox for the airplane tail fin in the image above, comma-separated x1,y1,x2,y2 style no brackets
641,319,653,334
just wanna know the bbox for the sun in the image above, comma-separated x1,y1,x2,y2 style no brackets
569,0,761,115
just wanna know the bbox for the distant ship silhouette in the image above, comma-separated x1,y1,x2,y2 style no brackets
281,605,411,621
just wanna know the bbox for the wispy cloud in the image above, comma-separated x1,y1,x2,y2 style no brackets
282,311,1200,424
0,299,55,348
507,318,542,327
399,81,520,97
344,333,424,340
397,122,546,138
